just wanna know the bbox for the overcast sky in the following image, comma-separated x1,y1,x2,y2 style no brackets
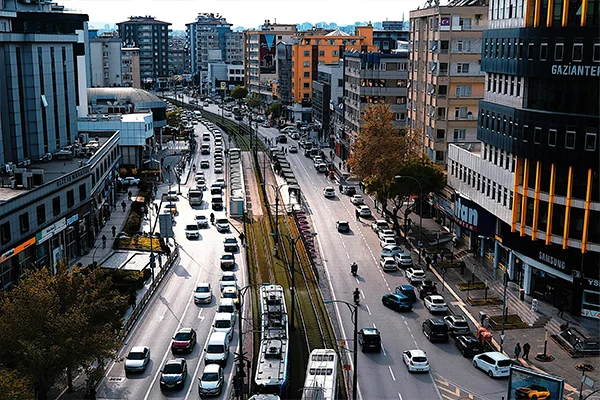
60,0,424,30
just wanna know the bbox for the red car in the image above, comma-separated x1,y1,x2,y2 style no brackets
171,328,197,353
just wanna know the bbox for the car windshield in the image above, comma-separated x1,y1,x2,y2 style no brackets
186,225,197,230
215,320,231,328
497,360,512,367
222,254,234,260
207,345,224,353
225,238,236,243
196,286,209,293
202,372,219,381
432,298,445,304
414,271,425,276
223,292,237,298
413,356,427,362
222,275,235,281
127,351,145,360
216,219,228,225
163,364,182,374
174,332,192,341
454,321,468,327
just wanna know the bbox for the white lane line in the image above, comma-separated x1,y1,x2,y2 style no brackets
365,305,371,316
388,366,396,381
398,393,403,400
198,308,205,321
360,289,365,298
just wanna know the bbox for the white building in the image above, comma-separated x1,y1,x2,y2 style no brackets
89,32,123,87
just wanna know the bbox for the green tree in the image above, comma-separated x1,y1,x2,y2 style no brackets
266,101,282,119
0,368,34,399
247,93,262,110
230,85,248,102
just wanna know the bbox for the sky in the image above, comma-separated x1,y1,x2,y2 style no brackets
60,0,425,30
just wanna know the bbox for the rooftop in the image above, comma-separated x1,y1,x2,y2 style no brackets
87,88,164,105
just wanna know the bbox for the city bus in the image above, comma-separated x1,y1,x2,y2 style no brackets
189,188,203,206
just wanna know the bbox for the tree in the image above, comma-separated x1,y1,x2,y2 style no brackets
247,93,262,110
265,101,282,119
0,368,33,399
230,85,248,102
0,265,127,399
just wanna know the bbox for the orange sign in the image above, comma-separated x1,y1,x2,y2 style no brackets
0,237,36,264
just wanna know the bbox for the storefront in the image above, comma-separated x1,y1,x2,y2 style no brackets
452,193,496,252
432,191,454,232
577,277,600,320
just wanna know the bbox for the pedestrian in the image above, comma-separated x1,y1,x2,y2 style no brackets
330,150,333,159
557,301,565,318
338,161,342,170
425,256,432,270
339,184,343,193
111,225,116,237
121,200,127,212
513,342,521,359
113,203,117,211
128,190,132,200
355,209,360,221
432,253,439,265
522,342,531,361
102,235,107,249
239,232,245,246
440,249,445,261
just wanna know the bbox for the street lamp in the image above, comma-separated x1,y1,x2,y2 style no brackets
324,299,358,400
269,183,289,257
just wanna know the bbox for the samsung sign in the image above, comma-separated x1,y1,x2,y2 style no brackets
453,194,495,236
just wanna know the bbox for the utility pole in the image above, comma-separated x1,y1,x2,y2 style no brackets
500,271,508,352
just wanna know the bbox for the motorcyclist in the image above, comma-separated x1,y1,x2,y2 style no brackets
351,262,358,276
193,163,196,171
210,212,215,224
353,288,360,305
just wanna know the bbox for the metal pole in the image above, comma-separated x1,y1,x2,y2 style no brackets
500,272,508,352
290,238,296,330
237,293,244,399
274,194,279,256
352,305,358,400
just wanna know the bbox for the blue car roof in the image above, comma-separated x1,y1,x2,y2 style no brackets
388,293,408,300
399,284,415,291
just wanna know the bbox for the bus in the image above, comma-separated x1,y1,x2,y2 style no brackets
188,188,203,206
301,349,338,400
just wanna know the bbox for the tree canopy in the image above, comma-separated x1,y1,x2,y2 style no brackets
230,85,248,101
266,101,282,119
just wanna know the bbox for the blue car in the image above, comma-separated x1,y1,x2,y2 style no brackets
382,293,413,312
395,285,417,303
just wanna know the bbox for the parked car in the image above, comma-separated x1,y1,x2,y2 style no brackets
424,295,448,313
403,349,430,372
380,236,397,248
380,244,404,258
350,195,364,205
454,335,484,357
356,205,371,217
395,285,417,303
124,346,151,373
193,283,212,304
422,318,449,342
223,237,239,252
358,328,381,352
371,220,390,232
220,253,235,270
171,328,197,353
378,229,397,240
405,267,426,284
395,253,414,268
444,315,470,337
472,352,512,378
419,280,439,299
221,286,239,303
380,256,397,272
343,186,357,196
382,293,413,311
119,177,140,186
336,221,350,233
159,358,187,390
200,160,210,169
323,187,336,198
197,364,224,396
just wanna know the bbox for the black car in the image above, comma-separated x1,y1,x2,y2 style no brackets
358,328,381,352
419,280,439,299
277,135,287,143
336,221,350,233
343,186,357,196
160,358,187,390
422,318,449,342
454,334,483,357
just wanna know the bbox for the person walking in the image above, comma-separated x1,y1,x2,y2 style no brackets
355,209,360,221
432,253,439,266
239,232,245,246
111,225,116,237
513,343,521,359
440,249,445,261
101,235,107,249
121,200,127,212
557,301,565,317
522,342,531,361
128,190,132,200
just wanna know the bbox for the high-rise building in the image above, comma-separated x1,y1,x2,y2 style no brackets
408,0,489,164
244,21,297,104
186,13,244,95
117,16,171,88
89,32,123,87
312,63,344,147
447,0,599,318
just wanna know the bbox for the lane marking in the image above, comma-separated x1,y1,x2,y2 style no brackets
398,394,403,400
388,366,396,381
365,305,372,316
197,308,205,321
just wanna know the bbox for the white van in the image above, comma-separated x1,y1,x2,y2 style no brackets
204,331,229,366
472,351,511,377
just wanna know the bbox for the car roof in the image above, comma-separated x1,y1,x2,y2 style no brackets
361,328,379,335
203,363,221,373
480,351,510,360
215,312,234,320
408,349,426,357
429,295,444,300
197,283,211,288
130,346,148,353
388,293,407,300
222,286,237,293
427,317,445,325
219,298,234,305
165,358,185,366
177,327,193,334
382,256,395,261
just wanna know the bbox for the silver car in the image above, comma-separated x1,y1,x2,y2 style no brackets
124,346,150,373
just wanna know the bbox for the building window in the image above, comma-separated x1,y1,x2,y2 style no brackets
319,50,325,56
303,82,310,88
53,196,61,217
457,41,464,52
565,130,576,149
332,50,339,57
67,190,75,208
555,43,564,61
522,125,530,142
457,63,469,73
548,129,557,146
303,61,310,67
527,43,535,60
539,42,548,60
453,129,466,139
437,129,445,139
585,130,597,151
303,72,310,78
573,43,583,62
456,85,471,97
37,204,46,225
0,222,10,244
395,113,406,120
303,50,310,56
435,151,444,162
454,107,467,119
534,127,542,144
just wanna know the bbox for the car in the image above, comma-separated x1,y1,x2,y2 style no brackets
221,286,239,305
215,178,226,188
403,349,430,372
224,111,232,117
371,220,390,232
195,172,206,182
165,190,179,201
195,214,209,228
455,335,484,357
405,267,426,284
472,352,512,377
395,252,414,268
160,358,187,390
217,297,236,314
223,237,239,252
198,363,224,396
185,224,200,239
358,328,381,352
422,318,449,342
119,177,140,186
514,384,551,399
378,229,397,240
214,163,223,173
200,160,210,169
289,145,298,153
395,285,417,303
419,280,439,299
380,244,404,258
220,253,235,270
323,187,336,198
380,236,397,248
212,312,235,342
276,135,287,143
261,121,271,128
164,204,178,215
356,205,371,217
382,293,413,311
171,328,197,353
193,283,212,304
124,346,151,373
444,315,471,337
380,256,397,272
315,163,328,173
343,186,357,196
347,194,364,205
215,218,230,233
424,295,448,313
219,272,238,290
210,183,223,195
336,220,350,233
196,179,207,191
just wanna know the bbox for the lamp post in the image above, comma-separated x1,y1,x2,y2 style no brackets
394,175,423,240
499,271,508,352
269,183,288,257
324,299,358,400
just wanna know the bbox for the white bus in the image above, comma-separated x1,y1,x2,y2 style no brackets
301,349,338,400
188,188,203,206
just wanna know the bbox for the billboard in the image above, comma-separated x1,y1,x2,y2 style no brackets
507,366,564,400
259,34,277,74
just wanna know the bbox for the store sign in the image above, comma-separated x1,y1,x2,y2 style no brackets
66,213,79,226
55,168,87,188
0,237,36,264
551,65,600,77
453,194,495,236
538,251,566,270
36,218,67,244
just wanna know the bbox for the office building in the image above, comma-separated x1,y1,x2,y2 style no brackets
447,0,599,318
89,32,123,87
312,63,344,147
408,0,489,164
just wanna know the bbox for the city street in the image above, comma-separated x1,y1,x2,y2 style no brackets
96,118,245,399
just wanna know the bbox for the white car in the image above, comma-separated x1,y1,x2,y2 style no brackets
472,352,512,378
219,272,238,290
323,187,336,198
356,205,371,217
405,267,426,283
197,363,224,396
378,229,397,240
185,224,200,239
193,283,212,304
195,214,209,228
214,163,223,173
350,195,364,205
380,256,397,272
212,312,236,342
371,220,389,232
403,349,430,372
119,177,140,186
395,253,413,267
380,236,397,248
215,178,226,188
124,346,151,373
424,295,448,313
380,244,404,258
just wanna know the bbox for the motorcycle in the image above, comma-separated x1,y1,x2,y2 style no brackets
351,262,358,277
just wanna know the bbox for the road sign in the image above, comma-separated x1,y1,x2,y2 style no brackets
220,82,226,90
159,213,174,238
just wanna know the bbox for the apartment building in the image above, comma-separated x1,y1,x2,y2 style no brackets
122,47,141,88
409,0,488,164
312,63,344,147
373,22,409,53
244,21,297,103
447,0,600,318
117,16,171,87
89,32,123,87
